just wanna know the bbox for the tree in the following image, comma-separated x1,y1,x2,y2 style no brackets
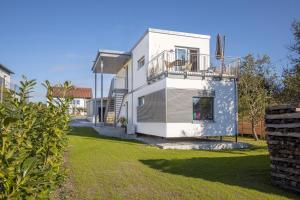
238,54,273,140
281,20,300,104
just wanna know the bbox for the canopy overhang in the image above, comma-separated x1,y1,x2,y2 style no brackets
92,49,131,74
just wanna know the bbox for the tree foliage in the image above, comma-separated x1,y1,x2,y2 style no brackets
238,54,275,140
0,77,72,199
281,20,300,104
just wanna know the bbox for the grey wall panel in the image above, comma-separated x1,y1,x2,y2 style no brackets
166,88,215,123
137,89,166,122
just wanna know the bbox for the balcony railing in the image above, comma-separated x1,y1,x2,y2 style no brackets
147,50,240,81
110,76,128,92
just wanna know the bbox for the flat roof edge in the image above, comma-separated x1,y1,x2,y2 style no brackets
148,28,211,39
0,64,14,74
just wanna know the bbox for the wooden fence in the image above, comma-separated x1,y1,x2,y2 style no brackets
238,117,266,138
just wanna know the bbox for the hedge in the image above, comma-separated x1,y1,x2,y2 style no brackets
0,78,72,199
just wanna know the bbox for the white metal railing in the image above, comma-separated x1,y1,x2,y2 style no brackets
112,76,127,90
147,50,240,80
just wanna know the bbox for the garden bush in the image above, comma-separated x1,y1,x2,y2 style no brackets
0,77,72,199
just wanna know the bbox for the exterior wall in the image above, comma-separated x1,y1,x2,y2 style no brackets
137,89,166,122
128,79,167,137
165,78,237,137
131,33,149,90
148,30,210,71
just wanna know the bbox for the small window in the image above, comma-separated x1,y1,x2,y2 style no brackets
138,96,145,107
193,97,214,121
137,56,145,69
76,100,80,105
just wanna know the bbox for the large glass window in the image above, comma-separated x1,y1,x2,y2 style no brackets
193,97,214,120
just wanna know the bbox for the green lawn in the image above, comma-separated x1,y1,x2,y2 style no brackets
60,127,299,200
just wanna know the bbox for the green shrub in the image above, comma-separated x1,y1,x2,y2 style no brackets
0,77,72,199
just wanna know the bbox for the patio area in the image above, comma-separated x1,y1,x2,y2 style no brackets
70,119,251,150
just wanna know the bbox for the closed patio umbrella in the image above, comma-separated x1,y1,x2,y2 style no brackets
215,33,223,60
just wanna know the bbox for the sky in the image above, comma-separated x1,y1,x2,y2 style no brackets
1,0,300,102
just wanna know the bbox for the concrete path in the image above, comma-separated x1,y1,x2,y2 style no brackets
70,118,94,127
70,119,251,150
136,136,251,150
93,126,137,140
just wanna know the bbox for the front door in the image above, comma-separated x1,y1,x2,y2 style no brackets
189,49,198,72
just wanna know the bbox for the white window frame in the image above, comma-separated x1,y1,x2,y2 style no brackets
137,56,145,70
138,96,145,107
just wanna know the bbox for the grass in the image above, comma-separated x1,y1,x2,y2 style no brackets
60,127,299,200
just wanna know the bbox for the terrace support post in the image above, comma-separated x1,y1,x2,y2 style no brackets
234,78,239,143
100,58,104,126
94,72,97,126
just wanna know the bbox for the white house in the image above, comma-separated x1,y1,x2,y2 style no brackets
52,86,92,115
91,28,240,138
0,64,14,89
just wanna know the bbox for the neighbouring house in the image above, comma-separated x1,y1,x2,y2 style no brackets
52,86,92,115
0,64,14,89
0,64,16,102
92,28,240,138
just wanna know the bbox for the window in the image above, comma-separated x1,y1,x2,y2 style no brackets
76,100,80,105
193,97,214,120
175,48,188,61
138,96,145,107
138,56,145,69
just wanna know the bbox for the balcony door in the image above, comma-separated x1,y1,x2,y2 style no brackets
175,47,198,72
189,49,198,72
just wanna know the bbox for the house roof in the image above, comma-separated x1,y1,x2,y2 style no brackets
92,28,211,74
0,64,14,74
92,49,131,73
51,86,92,99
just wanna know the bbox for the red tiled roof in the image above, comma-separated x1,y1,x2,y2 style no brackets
51,86,92,99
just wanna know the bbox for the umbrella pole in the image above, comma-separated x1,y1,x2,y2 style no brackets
221,35,226,76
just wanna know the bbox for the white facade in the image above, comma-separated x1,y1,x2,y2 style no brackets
93,28,239,138
53,97,89,116
0,66,12,89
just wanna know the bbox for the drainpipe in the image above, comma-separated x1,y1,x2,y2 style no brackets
94,72,97,126
100,58,104,126
234,77,238,142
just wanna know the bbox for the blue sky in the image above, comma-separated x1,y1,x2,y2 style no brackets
1,0,299,101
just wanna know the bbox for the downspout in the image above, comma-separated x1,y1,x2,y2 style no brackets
94,72,97,126
234,60,240,142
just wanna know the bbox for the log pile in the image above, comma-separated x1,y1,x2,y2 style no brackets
265,105,300,193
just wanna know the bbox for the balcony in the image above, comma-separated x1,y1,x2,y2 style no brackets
147,50,240,81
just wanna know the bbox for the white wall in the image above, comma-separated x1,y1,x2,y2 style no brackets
149,30,210,71
0,69,11,89
131,33,149,90
165,78,237,137
133,79,166,137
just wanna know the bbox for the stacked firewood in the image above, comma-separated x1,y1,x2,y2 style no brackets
265,105,300,193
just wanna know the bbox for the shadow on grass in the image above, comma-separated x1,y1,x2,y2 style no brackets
140,155,298,199
68,126,142,145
